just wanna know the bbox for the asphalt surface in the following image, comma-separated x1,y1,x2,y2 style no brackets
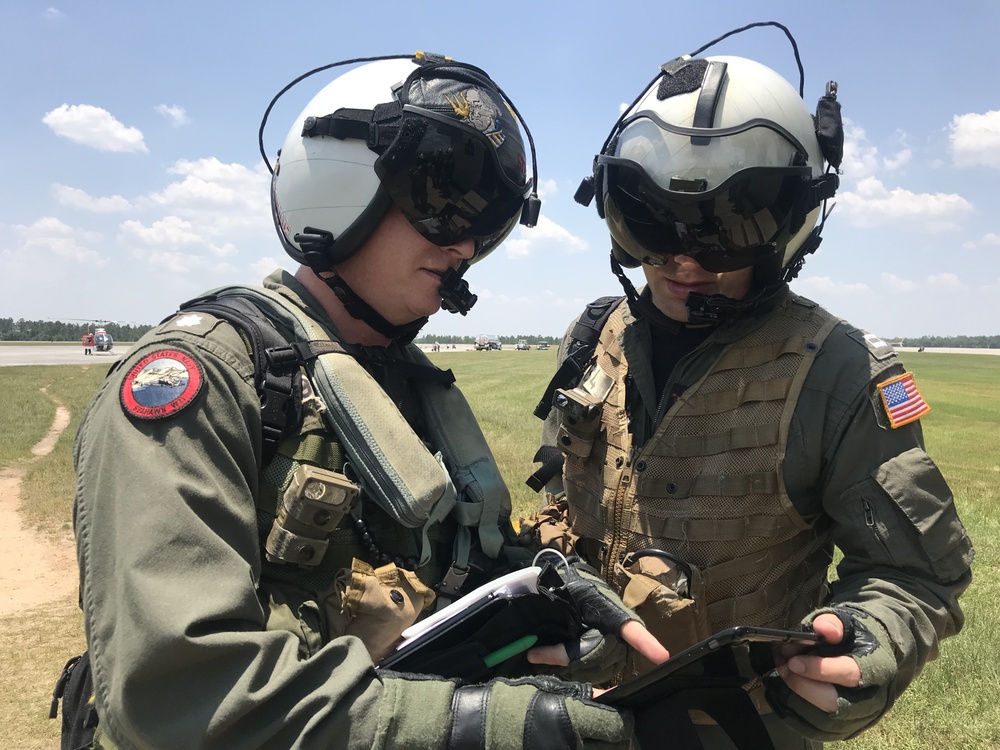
0,345,131,367
2,344,995,368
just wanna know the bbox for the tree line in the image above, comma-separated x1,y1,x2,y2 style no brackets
0,318,153,342
413,334,557,345
896,335,1000,349
4,317,996,350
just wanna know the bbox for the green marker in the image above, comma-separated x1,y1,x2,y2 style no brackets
483,634,539,668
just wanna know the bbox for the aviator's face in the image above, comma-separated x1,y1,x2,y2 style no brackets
642,255,753,323
334,207,475,325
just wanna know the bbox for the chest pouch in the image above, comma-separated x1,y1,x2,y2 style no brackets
615,549,711,678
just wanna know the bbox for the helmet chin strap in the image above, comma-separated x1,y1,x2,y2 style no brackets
296,226,428,344
610,252,784,329
321,273,427,344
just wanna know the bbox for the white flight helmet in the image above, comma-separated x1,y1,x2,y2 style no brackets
269,55,536,271
594,54,839,276
272,58,415,266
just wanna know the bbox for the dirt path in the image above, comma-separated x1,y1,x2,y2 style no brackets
0,395,78,617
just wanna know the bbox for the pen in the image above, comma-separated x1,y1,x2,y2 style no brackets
483,635,539,668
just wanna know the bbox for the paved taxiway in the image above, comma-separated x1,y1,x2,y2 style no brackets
0,346,131,367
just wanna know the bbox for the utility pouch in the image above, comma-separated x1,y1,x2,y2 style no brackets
51,651,98,750
615,549,711,677
264,465,359,568
322,558,436,663
552,363,614,460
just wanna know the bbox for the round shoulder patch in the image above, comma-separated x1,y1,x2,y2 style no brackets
120,349,203,420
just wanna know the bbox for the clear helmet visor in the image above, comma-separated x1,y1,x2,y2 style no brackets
601,116,813,272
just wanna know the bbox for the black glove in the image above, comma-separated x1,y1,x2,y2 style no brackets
545,557,640,684
379,671,635,749
763,607,898,742
451,675,635,750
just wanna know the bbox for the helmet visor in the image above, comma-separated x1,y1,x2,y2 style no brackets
375,107,530,261
600,156,810,272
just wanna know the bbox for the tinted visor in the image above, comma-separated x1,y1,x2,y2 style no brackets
601,156,810,272
375,107,530,261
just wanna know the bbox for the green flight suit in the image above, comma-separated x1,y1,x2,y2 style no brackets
74,270,627,750
532,287,974,746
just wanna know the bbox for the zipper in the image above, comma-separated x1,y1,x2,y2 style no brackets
861,498,894,560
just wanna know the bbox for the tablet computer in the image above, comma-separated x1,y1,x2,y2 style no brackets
378,564,581,682
597,625,822,709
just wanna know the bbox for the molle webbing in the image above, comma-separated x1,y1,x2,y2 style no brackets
564,295,841,633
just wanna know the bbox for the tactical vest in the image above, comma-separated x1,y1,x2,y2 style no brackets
558,294,842,639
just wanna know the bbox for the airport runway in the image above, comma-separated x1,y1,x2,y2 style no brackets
2,344,994,368
0,345,130,367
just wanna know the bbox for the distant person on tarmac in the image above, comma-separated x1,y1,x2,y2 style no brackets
80,332,95,355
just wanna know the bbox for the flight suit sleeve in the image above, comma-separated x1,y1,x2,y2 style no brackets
784,335,973,739
75,321,632,750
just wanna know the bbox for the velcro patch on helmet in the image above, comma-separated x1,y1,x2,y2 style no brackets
657,58,710,100
120,349,203,420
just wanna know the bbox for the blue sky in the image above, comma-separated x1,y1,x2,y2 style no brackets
2,1,999,339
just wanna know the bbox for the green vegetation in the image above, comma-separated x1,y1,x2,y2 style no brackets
0,318,151,342
2,350,997,746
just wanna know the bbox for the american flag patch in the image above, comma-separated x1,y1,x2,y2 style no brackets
877,372,931,428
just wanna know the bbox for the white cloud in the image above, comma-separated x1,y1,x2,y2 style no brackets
882,149,912,171
119,216,203,247
841,120,913,182
962,232,1000,250
841,122,879,180
881,273,917,293
42,104,148,153
144,249,233,275
536,178,558,199
10,216,107,264
53,184,131,212
926,273,966,291
794,276,870,295
155,104,190,127
501,215,588,259
145,158,267,212
949,110,1000,168
251,256,292,279
45,8,65,20
836,176,973,230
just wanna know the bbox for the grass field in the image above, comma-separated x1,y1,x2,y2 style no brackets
1,350,997,747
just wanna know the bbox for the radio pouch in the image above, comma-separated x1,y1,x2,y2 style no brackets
616,549,712,677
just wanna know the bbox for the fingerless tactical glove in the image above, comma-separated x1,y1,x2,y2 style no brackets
763,607,898,742
547,558,640,684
